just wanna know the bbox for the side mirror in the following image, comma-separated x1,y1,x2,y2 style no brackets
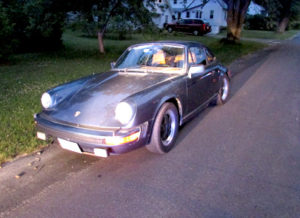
188,65,205,78
110,62,116,69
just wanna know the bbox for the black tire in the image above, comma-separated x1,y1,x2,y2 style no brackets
216,75,230,105
193,30,199,36
146,103,179,154
167,27,173,33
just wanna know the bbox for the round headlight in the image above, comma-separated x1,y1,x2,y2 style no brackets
115,102,135,125
41,92,53,109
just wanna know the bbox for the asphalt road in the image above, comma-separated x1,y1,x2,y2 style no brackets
1,36,300,218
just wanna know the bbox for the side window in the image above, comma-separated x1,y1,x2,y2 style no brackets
188,47,206,65
184,19,192,24
178,19,184,25
205,48,215,64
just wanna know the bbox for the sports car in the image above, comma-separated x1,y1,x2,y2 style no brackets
35,41,231,157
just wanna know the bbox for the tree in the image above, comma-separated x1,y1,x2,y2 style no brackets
223,0,251,42
0,0,68,53
254,0,300,33
69,0,155,53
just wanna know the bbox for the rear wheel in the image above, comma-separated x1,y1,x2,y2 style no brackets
193,30,199,36
146,103,179,154
217,75,230,105
167,27,173,33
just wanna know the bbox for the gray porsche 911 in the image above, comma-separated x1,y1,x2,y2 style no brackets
35,41,231,157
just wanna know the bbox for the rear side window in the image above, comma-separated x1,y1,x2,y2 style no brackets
205,48,215,64
188,47,206,65
194,20,203,24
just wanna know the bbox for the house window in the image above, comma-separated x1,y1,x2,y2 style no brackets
178,12,181,19
174,0,177,4
183,0,187,3
165,15,168,23
158,0,162,2
210,10,214,19
186,11,190,18
195,10,202,18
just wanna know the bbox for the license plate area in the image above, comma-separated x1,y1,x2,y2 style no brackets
58,138,82,153
93,148,108,158
37,131,46,140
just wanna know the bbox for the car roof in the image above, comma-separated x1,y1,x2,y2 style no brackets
131,41,206,48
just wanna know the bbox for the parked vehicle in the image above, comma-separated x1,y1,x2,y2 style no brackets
35,41,230,157
165,19,211,36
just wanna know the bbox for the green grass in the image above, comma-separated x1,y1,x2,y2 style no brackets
0,31,265,164
218,29,299,40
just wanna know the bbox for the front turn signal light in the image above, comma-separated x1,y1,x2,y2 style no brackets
105,131,140,146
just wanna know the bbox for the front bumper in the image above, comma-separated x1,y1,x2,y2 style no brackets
34,114,150,157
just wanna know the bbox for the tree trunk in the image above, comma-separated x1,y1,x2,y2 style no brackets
98,32,105,53
96,0,121,54
277,17,289,33
277,0,292,33
225,0,251,42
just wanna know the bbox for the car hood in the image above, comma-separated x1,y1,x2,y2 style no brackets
42,71,176,128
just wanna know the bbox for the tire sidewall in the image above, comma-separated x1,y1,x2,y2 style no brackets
147,103,179,154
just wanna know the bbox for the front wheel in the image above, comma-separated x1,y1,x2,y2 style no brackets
216,75,230,105
167,27,173,33
146,103,179,154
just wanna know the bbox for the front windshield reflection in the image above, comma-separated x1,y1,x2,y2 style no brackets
115,44,185,72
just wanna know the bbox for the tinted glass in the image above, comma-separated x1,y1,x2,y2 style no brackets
205,48,215,63
184,19,193,24
194,20,204,24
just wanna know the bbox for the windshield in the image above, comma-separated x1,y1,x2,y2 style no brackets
114,44,185,73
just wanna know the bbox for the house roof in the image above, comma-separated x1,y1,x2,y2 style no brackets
181,0,227,12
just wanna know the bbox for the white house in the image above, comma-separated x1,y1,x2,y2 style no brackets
144,0,174,28
247,1,265,15
148,0,228,34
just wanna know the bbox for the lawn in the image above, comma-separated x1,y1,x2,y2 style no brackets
218,29,299,40
0,31,265,164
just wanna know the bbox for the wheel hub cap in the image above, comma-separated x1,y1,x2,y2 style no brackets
160,110,176,146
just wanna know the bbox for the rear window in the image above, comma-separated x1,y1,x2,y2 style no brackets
194,20,204,24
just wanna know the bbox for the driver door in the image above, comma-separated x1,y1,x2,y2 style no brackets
186,47,214,113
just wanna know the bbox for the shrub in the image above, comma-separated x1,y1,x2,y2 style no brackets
0,3,16,60
245,14,267,30
244,14,277,31
1,0,66,55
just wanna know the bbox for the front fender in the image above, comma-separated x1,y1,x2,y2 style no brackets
125,75,187,128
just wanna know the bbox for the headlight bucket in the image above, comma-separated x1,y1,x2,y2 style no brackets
115,102,135,125
41,92,53,109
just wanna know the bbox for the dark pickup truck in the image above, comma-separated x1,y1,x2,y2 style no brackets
165,19,211,36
